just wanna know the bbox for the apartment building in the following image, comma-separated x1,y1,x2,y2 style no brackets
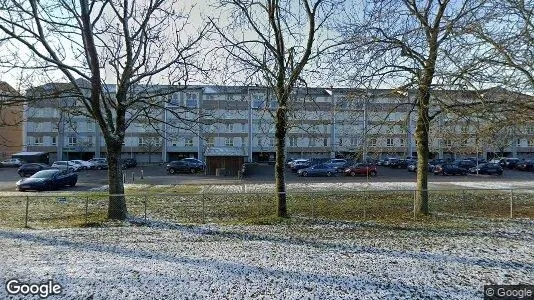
23,84,533,163
0,81,23,160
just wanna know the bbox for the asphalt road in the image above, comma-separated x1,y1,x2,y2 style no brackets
0,164,532,192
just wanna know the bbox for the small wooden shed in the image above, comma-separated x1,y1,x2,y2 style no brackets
204,147,247,176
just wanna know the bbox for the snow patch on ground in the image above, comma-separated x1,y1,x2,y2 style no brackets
0,219,532,299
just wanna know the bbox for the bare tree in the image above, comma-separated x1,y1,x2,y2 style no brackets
337,0,492,216
210,0,340,218
0,0,207,220
468,0,533,91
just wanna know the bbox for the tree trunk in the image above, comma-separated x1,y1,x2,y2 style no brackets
106,143,127,220
275,97,288,218
415,94,430,215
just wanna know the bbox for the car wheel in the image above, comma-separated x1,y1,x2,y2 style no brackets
326,171,332,177
369,170,377,177
168,168,176,175
302,171,308,177
350,171,356,177
190,168,196,174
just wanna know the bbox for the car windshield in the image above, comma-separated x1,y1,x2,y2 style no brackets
31,170,58,178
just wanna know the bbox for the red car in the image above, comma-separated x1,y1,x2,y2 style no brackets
344,163,377,177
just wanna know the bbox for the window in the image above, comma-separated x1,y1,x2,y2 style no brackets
251,94,265,108
32,136,43,145
399,138,406,147
350,137,358,146
269,138,274,147
369,138,377,147
171,139,179,147
309,138,316,147
241,123,246,133
185,137,194,147
386,138,394,147
207,137,215,147
51,136,57,146
226,123,234,133
443,139,452,147
68,137,77,146
186,93,198,108
169,93,180,105
289,137,298,147
139,137,161,147
323,138,328,147
516,139,522,147
338,138,343,147
225,137,234,147
529,139,534,147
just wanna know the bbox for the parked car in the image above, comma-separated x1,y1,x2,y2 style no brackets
407,161,432,172
180,158,205,171
16,169,77,191
433,164,468,176
500,157,520,169
469,163,503,175
389,159,409,169
297,164,337,177
70,159,92,170
50,161,77,172
288,159,308,169
17,163,50,177
344,163,377,177
383,157,399,167
515,160,534,171
376,158,388,166
68,160,85,171
88,158,108,170
121,158,137,169
291,159,311,172
285,158,296,168
326,159,349,172
428,158,449,167
455,159,477,170
1,158,24,167
167,159,204,174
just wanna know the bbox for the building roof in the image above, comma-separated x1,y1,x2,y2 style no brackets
204,147,247,157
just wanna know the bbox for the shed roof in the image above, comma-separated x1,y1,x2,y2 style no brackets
204,147,247,157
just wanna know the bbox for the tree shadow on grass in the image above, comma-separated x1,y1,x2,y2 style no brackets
0,228,467,298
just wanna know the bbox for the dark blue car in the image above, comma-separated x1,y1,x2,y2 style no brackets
16,169,78,191
297,164,337,177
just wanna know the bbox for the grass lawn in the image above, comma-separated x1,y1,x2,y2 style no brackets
0,186,531,229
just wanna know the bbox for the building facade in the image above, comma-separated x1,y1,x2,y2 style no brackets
22,84,534,163
0,82,23,160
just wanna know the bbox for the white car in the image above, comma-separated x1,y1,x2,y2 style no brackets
288,159,308,169
51,161,77,172
70,160,92,170
1,158,24,167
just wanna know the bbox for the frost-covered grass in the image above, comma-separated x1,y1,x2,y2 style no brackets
0,218,532,299
0,187,532,229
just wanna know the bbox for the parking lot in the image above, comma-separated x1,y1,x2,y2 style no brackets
0,163,532,192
